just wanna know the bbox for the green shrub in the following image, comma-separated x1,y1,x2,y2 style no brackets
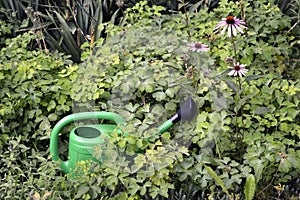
0,29,75,144
1,0,300,199
66,0,300,199
0,21,78,199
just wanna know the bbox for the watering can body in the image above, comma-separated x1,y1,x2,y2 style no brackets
64,124,116,173
50,112,125,174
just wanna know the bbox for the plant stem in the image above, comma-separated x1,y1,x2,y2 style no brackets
214,137,222,159
181,0,191,39
235,77,239,135
236,76,246,162
231,36,238,62
231,36,242,136
237,76,244,138
240,0,245,20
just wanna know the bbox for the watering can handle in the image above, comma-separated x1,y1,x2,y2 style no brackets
50,112,126,165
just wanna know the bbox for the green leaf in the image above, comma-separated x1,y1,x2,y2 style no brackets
279,122,289,132
165,102,176,111
204,165,229,196
279,159,291,173
253,160,264,182
39,118,51,131
244,75,264,82
133,154,146,171
254,107,269,115
165,88,177,97
48,113,58,121
152,92,166,101
47,100,56,111
181,157,194,169
105,175,119,190
145,84,155,93
212,96,228,111
75,185,89,198
118,139,126,148
244,174,256,200
224,79,236,92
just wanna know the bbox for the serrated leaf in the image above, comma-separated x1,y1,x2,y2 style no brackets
124,103,139,112
145,84,154,93
181,157,194,169
151,104,165,115
39,118,51,131
134,154,146,170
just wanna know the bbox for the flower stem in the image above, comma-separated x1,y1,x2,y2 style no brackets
235,77,240,135
231,36,238,62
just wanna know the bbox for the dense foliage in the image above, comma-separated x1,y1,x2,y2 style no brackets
0,0,299,64
0,0,299,199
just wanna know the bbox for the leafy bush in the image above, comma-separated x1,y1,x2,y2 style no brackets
1,0,300,199
0,28,74,144
66,0,300,199
0,21,78,199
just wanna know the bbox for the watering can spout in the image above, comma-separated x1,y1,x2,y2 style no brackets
158,96,197,133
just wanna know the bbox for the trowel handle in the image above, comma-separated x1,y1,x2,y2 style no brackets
50,112,126,162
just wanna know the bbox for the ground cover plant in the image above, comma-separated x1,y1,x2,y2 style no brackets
0,0,300,199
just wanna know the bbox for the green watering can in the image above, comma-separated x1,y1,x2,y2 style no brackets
50,96,197,174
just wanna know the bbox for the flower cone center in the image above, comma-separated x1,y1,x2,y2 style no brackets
226,16,235,24
234,65,241,71
195,43,202,49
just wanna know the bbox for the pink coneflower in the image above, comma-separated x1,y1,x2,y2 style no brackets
189,42,209,52
214,16,247,37
228,63,248,77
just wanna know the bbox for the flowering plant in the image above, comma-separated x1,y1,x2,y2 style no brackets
189,42,209,52
228,62,248,77
214,16,247,37
212,15,253,146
